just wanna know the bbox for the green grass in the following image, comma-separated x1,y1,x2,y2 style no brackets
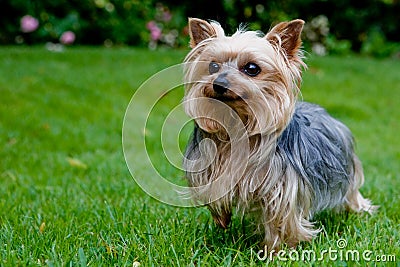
0,47,399,266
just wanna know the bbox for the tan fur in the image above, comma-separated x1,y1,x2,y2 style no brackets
345,155,378,214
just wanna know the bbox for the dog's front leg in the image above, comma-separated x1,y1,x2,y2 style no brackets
208,202,232,229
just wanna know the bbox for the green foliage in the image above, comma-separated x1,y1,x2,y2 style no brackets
0,0,186,47
361,27,400,58
0,47,399,265
325,35,352,56
1,0,399,56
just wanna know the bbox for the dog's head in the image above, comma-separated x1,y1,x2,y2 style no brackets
183,18,305,136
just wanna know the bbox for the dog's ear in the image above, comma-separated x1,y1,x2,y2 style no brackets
188,18,218,48
265,19,304,60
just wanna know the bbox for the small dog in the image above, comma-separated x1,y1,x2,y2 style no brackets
182,18,376,250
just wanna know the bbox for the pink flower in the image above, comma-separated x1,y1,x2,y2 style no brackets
150,27,162,41
146,21,157,30
60,31,76,45
20,15,39,33
146,21,162,41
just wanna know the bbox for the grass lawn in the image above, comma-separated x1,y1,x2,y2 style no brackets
0,46,399,266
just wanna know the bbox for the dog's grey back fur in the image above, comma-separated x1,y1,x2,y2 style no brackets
277,101,354,212
185,102,356,214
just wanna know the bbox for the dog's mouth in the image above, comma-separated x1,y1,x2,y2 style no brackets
204,87,245,102
212,94,240,102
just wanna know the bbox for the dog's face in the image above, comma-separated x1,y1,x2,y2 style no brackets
183,18,305,136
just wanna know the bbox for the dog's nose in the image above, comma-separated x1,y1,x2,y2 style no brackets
213,75,230,94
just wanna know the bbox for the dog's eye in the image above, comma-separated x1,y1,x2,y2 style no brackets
242,62,261,77
209,62,220,74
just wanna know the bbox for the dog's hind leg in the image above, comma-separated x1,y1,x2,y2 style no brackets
344,155,378,214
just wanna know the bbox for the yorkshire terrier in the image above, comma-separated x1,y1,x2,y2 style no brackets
182,18,377,250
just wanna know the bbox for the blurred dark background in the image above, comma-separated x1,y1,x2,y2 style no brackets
1,0,399,57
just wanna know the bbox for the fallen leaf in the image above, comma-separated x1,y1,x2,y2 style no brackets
39,222,46,233
67,157,88,169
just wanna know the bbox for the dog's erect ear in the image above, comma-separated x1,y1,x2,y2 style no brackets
188,18,218,48
266,19,304,60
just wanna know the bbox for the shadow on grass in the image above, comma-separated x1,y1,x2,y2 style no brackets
191,210,262,252
196,208,367,251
